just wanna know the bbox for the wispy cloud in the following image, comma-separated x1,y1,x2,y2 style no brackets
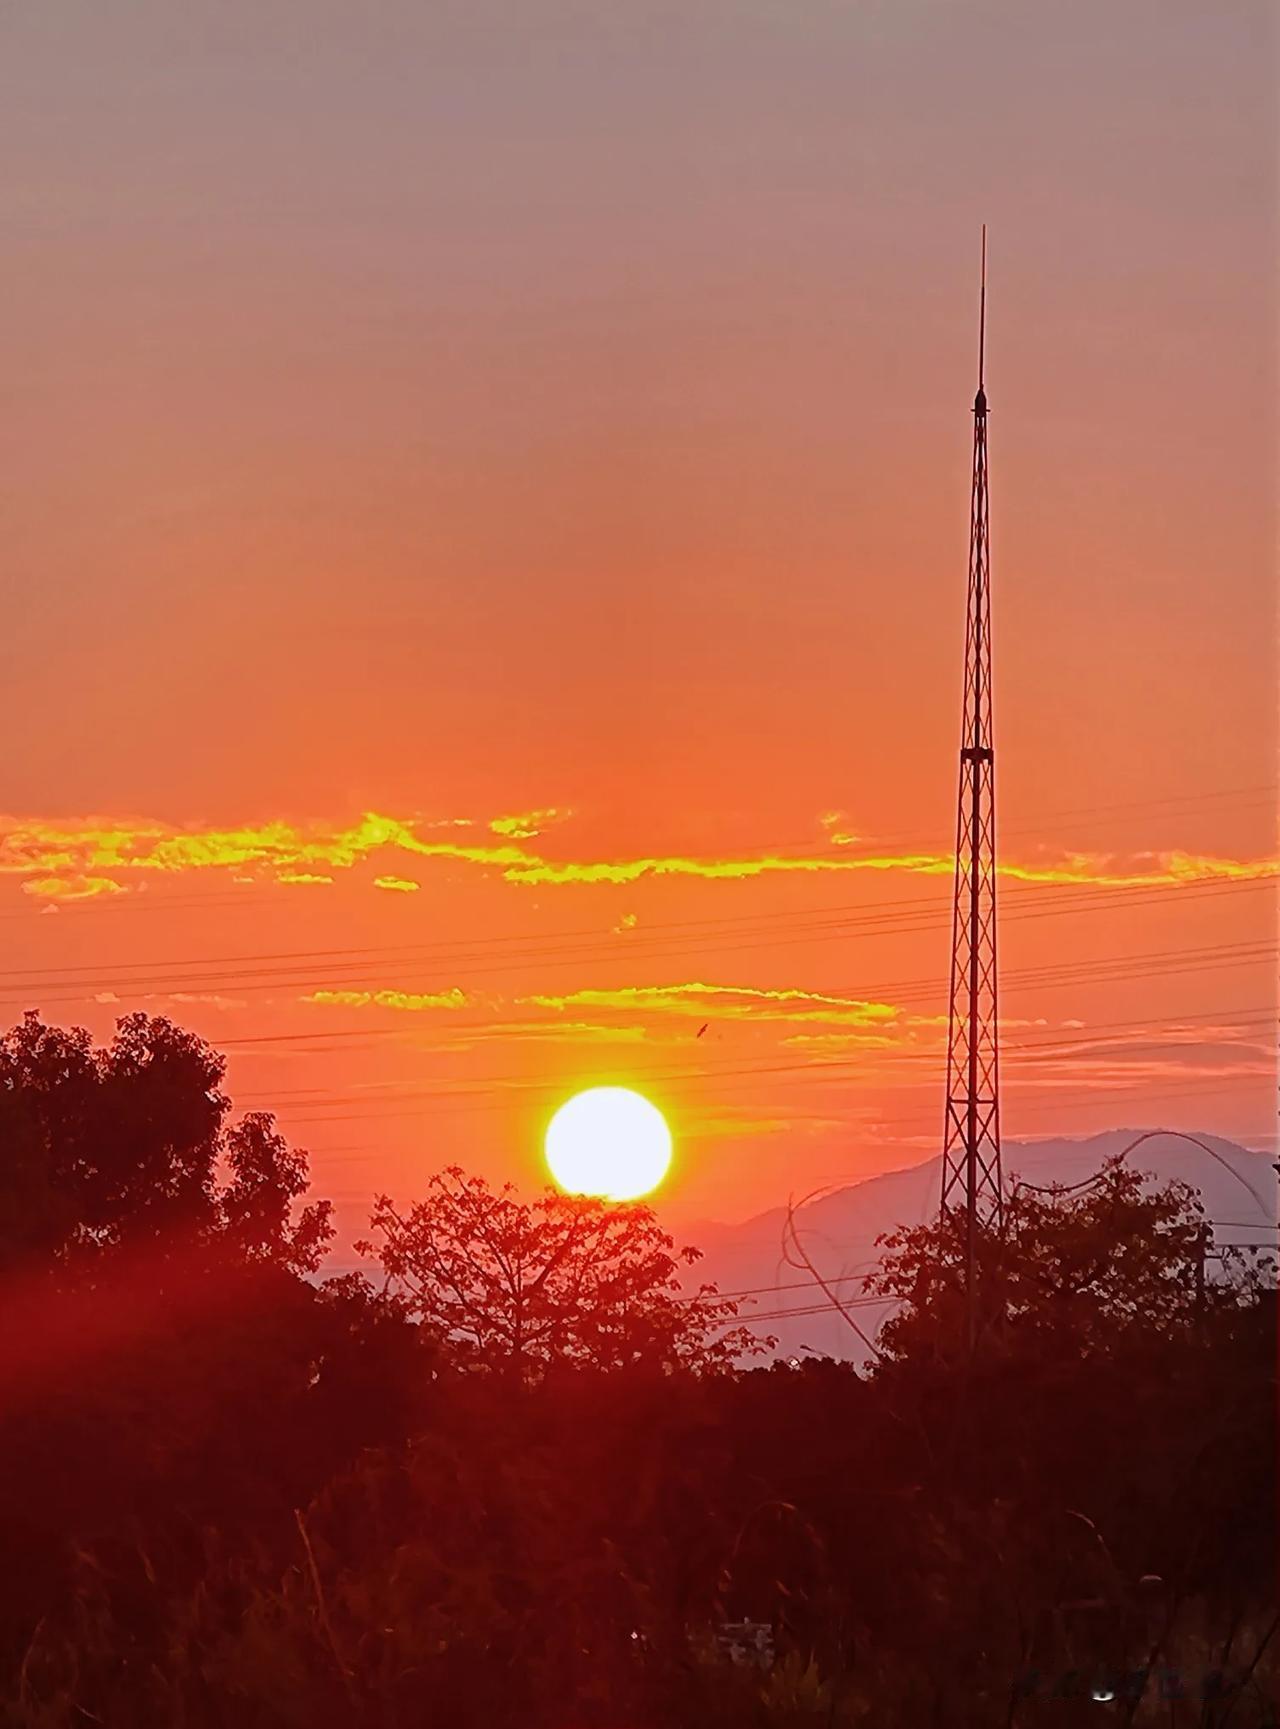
489,808,569,840
521,981,900,1028
436,1019,655,1049
167,991,248,1011
373,876,420,893
504,846,1276,890
691,1110,849,1140
819,811,860,846
1008,1050,1275,1091
0,812,1271,899
304,988,469,1012
781,1029,928,1052
22,874,126,901
91,987,247,1011
0,813,536,886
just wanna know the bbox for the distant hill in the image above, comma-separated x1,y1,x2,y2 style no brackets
690,1129,1278,1366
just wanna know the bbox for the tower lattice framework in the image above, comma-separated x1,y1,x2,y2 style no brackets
940,229,1002,1228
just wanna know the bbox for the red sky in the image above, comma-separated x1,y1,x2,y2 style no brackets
1,1,1275,1231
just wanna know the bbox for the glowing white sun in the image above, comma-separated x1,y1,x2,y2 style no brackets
544,1086,673,1201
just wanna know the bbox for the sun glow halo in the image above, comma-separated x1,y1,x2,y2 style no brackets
544,1086,672,1201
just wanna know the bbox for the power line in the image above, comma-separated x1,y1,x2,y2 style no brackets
231,1003,1273,1115
0,921,1271,1022
700,1221,1278,1327
211,990,1272,1057
5,863,1273,995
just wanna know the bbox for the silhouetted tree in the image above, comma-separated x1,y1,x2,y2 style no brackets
0,1010,332,1280
359,1165,763,1376
0,1013,348,1681
221,1110,334,1275
0,1011,224,1272
864,1154,1265,1360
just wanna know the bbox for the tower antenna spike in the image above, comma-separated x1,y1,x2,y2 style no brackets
978,223,987,392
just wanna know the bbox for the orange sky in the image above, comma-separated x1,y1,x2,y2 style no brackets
1,1,1275,1231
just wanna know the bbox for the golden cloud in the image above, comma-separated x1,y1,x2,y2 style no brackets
373,876,420,893
503,847,1278,889
304,988,469,1012
22,874,126,901
521,981,900,1028
780,1029,930,1052
819,811,860,846
0,812,1272,899
489,808,569,839
0,813,535,884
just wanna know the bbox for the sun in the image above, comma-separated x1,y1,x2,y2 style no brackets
544,1086,673,1201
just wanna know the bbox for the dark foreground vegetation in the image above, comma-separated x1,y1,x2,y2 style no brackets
0,1013,1273,1727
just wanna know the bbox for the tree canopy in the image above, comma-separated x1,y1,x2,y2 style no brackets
359,1164,763,1375
864,1153,1270,1361
0,1010,332,1281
